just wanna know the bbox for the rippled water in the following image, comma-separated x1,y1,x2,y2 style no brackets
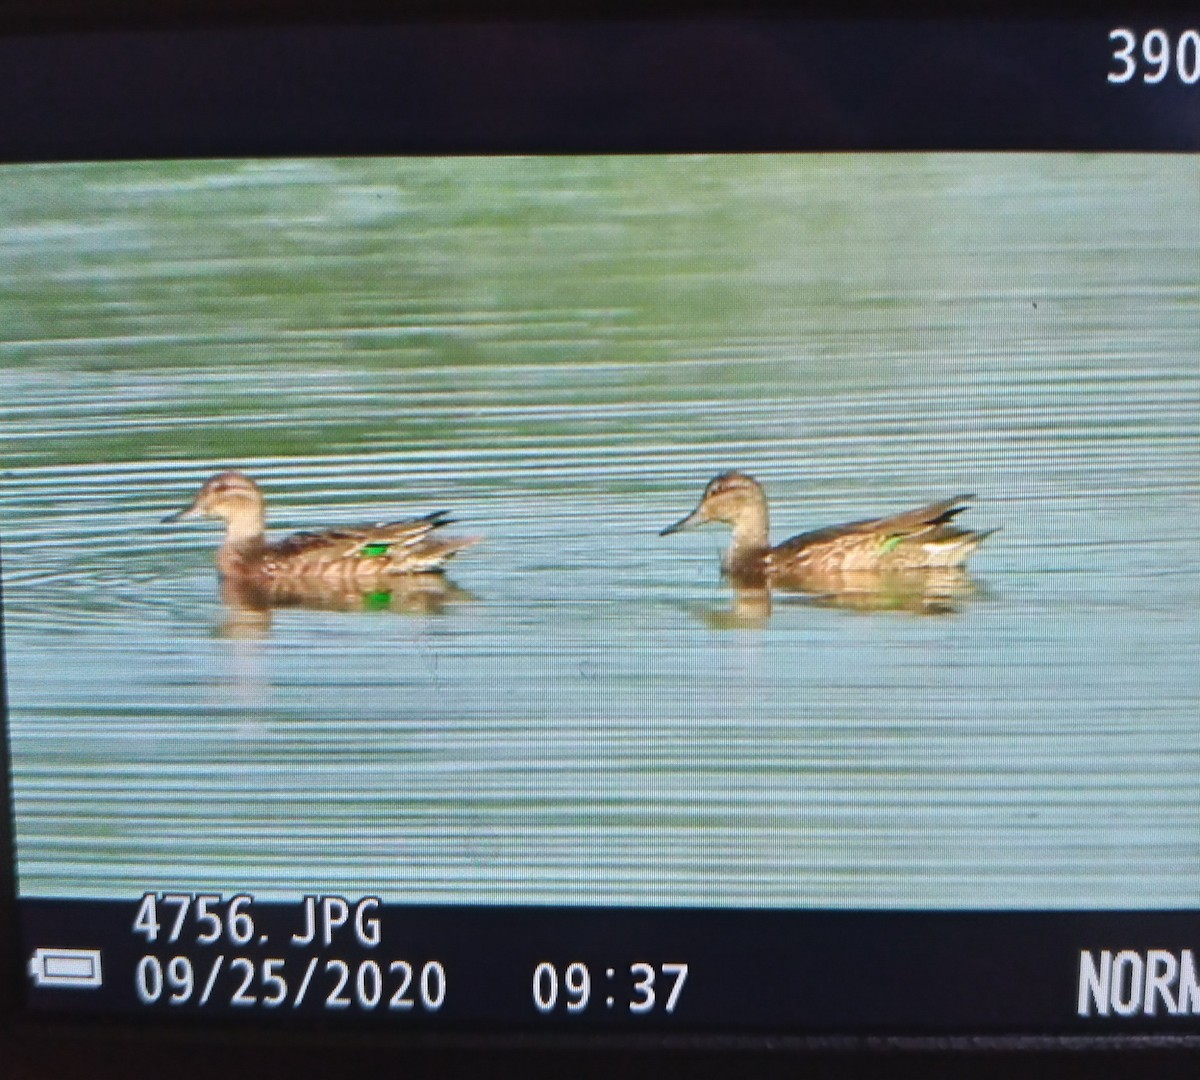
2,155,1198,906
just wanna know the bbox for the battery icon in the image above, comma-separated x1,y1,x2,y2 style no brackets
28,948,104,989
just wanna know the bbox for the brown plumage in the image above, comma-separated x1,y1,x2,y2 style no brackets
163,471,480,585
661,471,994,583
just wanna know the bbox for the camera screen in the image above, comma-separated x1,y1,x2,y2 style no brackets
2,17,1199,1038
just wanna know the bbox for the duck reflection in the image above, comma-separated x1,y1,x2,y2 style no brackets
690,582,775,630
691,568,979,628
217,574,473,638
691,567,982,628
777,566,980,615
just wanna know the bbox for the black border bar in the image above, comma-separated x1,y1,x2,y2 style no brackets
0,18,1199,160
19,899,1200,1034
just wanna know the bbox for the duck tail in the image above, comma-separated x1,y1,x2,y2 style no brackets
929,525,998,566
394,533,483,573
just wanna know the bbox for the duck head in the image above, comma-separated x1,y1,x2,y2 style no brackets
163,470,267,544
660,471,770,548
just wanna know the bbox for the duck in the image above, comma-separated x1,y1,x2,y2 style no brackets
661,471,994,583
163,471,480,585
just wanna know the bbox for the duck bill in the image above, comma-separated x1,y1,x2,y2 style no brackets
161,502,201,524
660,507,705,536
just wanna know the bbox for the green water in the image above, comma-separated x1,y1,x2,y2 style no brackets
1,154,1198,907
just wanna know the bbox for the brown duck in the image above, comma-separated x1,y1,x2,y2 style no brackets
163,471,480,586
661,471,994,583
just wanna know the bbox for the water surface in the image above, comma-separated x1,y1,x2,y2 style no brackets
2,155,1198,906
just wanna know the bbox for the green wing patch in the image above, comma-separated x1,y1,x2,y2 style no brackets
359,542,391,558
880,534,904,554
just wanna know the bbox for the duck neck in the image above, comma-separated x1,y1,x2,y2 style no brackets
217,509,267,575
221,506,266,546
723,505,770,572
